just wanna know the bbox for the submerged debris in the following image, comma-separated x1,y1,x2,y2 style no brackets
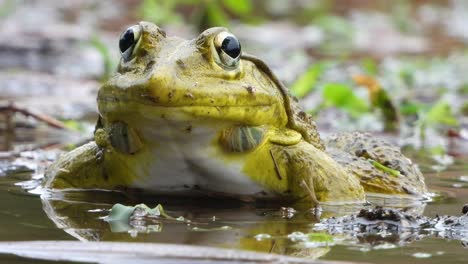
314,206,468,245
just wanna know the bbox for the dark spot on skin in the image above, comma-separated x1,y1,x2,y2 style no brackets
161,114,166,119
103,169,109,181
141,94,159,104
243,84,256,95
168,91,174,99
194,82,198,87
144,60,155,73
183,184,190,188
186,125,192,133
402,186,416,195
298,111,307,121
210,99,215,104
184,92,194,99
355,149,369,158
176,59,186,69
157,28,167,37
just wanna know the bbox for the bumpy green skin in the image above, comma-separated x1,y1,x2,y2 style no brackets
326,132,427,195
43,22,427,205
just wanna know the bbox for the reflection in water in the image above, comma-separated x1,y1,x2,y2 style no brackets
39,188,443,260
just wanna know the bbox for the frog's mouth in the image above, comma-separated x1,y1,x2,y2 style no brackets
98,94,283,127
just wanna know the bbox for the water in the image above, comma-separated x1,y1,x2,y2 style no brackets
0,152,466,263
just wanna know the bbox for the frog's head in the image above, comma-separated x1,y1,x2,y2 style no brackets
98,22,288,128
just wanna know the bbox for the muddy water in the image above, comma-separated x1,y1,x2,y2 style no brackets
0,151,466,264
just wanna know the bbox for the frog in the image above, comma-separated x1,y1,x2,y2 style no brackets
43,22,427,207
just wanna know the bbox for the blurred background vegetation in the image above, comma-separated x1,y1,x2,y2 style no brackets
0,0,467,161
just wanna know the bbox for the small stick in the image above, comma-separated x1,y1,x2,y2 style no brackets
269,149,283,180
0,102,69,130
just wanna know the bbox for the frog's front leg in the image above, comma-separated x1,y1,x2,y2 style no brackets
43,141,107,189
269,141,366,207
43,127,139,190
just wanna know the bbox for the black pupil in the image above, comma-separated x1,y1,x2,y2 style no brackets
221,36,241,58
119,29,135,53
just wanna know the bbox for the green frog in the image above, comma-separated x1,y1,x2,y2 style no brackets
43,22,427,206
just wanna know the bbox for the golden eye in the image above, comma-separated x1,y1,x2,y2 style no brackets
119,25,142,62
214,31,241,69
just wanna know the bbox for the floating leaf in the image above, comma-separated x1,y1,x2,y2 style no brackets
106,203,171,222
290,63,326,98
105,203,136,222
322,83,369,116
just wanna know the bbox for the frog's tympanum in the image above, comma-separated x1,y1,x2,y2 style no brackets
43,22,427,206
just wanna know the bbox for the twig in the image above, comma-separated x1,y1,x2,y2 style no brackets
0,102,69,130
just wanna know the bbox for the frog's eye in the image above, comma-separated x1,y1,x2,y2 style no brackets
214,32,241,69
119,25,142,62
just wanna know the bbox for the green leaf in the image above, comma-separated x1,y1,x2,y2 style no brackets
0,0,16,18
307,232,334,243
429,146,446,156
204,1,230,27
461,102,468,116
374,89,400,132
369,160,400,177
89,36,114,80
290,63,326,98
62,120,84,132
361,58,378,75
322,83,369,116
106,203,136,222
426,100,459,127
105,203,176,233
106,203,171,222
400,101,424,116
222,0,252,16
314,15,354,38
139,0,181,25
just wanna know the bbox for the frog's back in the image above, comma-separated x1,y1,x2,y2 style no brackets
325,132,427,196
